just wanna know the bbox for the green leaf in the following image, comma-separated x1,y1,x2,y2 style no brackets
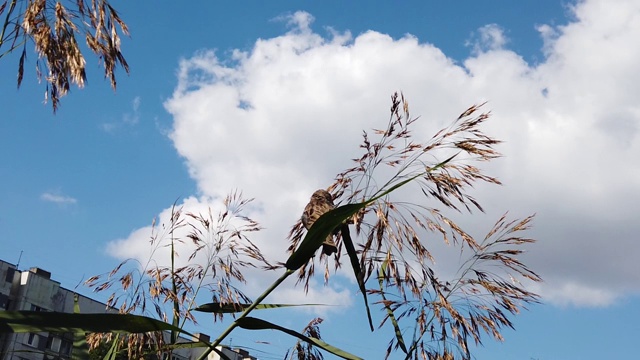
378,258,407,354
162,341,216,350
103,333,120,360
286,202,367,270
160,340,234,359
1,311,224,359
341,224,374,332
236,317,363,360
195,303,328,313
0,311,192,335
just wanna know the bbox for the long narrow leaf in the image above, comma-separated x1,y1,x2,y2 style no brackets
195,303,328,313
1,311,226,359
103,333,120,360
236,317,363,360
161,341,216,350
196,270,295,360
212,347,233,360
286,203,366,270
341,224,374,331
0,311,192,335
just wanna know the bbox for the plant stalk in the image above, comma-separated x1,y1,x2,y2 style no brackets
196,268,294,360
170,204,180,346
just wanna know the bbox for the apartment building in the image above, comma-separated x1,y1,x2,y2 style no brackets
0,259,113,360
0,260,256,360
210,346,257,360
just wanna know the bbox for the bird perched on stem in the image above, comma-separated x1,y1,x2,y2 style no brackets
301,189,338,256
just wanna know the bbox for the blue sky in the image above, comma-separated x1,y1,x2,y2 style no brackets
2,0,640,359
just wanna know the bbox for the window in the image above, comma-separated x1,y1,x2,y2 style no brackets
60,339,73,356
24,333,39,347
0,293,9,309
46,335,62,352
5,267,15,282
30,304,44,311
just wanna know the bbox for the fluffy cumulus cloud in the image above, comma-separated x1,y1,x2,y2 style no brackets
108,0,640,308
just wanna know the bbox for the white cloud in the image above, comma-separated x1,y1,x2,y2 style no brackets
272,10,315,33
535,281,619,308
101,96,141,132
41,191,77,205
466,23,509,53
109,0,640,309
124,96,141,125
270,279,354,312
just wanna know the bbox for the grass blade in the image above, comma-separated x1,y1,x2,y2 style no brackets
195,303,328,313
0,311,192,335
286,203,366,270
341,223,374,331
103,333,120,360
236,317,363,360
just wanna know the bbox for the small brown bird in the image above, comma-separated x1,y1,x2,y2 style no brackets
301,189,338,256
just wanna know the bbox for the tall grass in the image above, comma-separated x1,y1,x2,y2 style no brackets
0,93,540,360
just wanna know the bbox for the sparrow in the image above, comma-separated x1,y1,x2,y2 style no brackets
301,189,338,256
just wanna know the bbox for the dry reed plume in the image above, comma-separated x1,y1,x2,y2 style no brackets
287,93,541,359
285,318,325,360
85,192,269,358
1,0,129,112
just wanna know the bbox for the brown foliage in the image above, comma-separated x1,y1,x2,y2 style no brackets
1,0,129,112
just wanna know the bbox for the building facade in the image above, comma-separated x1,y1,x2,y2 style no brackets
210,346,257,360
0,260,256,360
0,259,107,360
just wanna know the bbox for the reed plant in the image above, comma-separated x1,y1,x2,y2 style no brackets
1,0,128,111
0,93,540,360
